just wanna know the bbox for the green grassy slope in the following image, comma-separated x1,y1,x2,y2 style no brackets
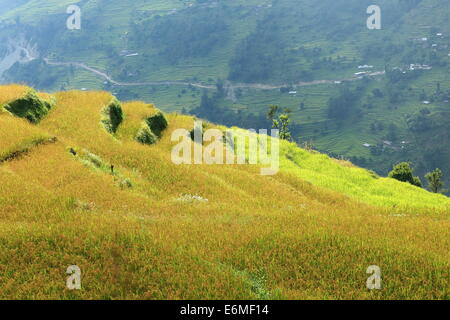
0,85,449,300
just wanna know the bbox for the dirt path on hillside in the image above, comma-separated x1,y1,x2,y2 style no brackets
44,58,385,91
44,58,216,89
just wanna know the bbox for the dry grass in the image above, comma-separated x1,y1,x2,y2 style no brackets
0,84,29,106
0,114,53,161
0,86,448,300
116,101,158,141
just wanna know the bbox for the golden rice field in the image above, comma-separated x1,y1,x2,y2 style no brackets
0,85,448,300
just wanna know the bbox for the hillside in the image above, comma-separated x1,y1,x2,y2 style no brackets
0,84,449,299
0,0,449,193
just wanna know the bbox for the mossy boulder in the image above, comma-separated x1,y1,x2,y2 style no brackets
135,111,168,145
190,121,208,143
4,90,53,124
101,98,123,134
145,112,168,138
135,124,158,145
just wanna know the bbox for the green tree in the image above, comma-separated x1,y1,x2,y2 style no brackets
267,105,292,141
388,162,422,187
425,168,445,193
279,113,292,141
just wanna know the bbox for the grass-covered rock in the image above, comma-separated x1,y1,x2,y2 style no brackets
145,112,168,138
135,123,158,145
135,111,168,145
101,98,123,134
3,90,53,124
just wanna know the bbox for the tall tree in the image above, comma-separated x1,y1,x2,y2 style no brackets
425,168,445,193
267,105,292,141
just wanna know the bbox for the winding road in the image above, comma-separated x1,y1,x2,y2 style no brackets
44,58,216,89
43,58,385,91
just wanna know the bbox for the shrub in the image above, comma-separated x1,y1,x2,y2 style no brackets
388,162,422,187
